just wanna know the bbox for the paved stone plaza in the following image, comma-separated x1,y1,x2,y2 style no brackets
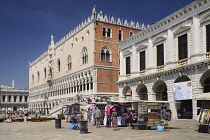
0,119,209,140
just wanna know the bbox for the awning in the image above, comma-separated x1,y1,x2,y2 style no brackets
195,93,210,100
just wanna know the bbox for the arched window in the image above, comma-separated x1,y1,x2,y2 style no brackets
37,71,40,81
67,55,72,71
102,27,106,37
49,67,52,77
57,58,61,72
118,29,123,41
107,28,111,37
129,31,134,37
100,46,111,62
32,74,34,84
44,67,47,78
82,47,88,64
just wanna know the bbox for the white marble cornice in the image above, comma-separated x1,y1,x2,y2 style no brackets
117,0,210,49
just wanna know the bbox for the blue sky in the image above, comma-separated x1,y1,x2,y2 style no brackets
0,0,195,89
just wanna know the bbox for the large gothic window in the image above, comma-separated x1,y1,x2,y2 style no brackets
157,44,164,66
118,29,123,41
206,24,210,52
57,59,61,72
107,28,111,37
82,47,88,64
49,67,52,77
126,56,131,75
44,67,47,78
102,27,106,37
140,51,146,71
100,46,111,62
32,74,34,84
178,34,188,60
37,71,40,81
67,55,72,71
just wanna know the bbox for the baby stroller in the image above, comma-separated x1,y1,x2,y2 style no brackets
70,123,79,130
69,116,79,130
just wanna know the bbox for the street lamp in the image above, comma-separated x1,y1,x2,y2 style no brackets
44,96,48,116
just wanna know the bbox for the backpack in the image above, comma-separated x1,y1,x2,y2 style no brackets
126,114,129,119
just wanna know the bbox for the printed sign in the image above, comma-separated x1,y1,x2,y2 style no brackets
173,81,192,100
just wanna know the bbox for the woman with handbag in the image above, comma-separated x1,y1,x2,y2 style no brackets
111,108,119,131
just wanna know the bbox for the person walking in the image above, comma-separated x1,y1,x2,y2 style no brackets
111,108,119,131
126,111,133,129
80,109,85,121
94,107,101,128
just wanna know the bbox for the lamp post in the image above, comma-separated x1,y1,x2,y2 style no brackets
44,96,48,116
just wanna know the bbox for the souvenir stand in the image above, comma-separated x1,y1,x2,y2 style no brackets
64,103,80,122
138,101,171,129
197,109,210,133
92,102,107,125
108,101,137,127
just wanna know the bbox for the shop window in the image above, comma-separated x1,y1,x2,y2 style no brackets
157,44,164,66
178,34,188,60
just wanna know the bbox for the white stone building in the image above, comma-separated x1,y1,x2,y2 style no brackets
0,84,29,112
117,0,210,119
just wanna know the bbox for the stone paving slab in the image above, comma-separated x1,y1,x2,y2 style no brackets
0,119,209,140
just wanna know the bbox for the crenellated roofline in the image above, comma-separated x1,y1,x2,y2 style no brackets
29,7,147,67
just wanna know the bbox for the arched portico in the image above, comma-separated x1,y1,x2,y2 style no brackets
136,84,148,100
174,75,192,119
122,86,132,101
152,80,168,101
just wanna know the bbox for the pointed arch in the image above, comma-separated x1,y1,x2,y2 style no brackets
37,71,40,81
44,67,47,78
82,47,88,64
100,46,112,62
67,55,72,71
57,58,61,72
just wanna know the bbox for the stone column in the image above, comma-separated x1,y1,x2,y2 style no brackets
17,95,20,103
130,85,138,101
192,15,200,61
165,28,174,69
11,95,14,102
131,45,137,76
5,95,8,102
